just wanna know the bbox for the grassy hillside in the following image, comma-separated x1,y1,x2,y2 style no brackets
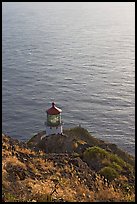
2,127,135,202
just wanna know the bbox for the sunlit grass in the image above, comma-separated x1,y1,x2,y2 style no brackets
2,131,135,202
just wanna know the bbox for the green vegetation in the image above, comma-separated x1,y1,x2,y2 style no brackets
99,166,119,181
83,146,134,183
83,146,108,160
108,162,122,172
3,192,17,202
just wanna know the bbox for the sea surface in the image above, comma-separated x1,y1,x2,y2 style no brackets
2,2,135,155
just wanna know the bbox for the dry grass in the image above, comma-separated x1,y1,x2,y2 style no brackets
3,156,135,202
94,175,135,202
4,156,26,169
2,133,135,202
15,146,36,155
31,157,54,170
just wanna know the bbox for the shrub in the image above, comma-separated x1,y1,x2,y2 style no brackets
83,146,130,174
109,154,126,167
108,162,123,172
82,146,111,171
100,166,119,181
4,192,17,202
83,146,109,160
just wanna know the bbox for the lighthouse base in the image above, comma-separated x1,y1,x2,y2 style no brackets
46,125,63,136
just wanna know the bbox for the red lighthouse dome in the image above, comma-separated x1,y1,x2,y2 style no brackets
46,102,62,115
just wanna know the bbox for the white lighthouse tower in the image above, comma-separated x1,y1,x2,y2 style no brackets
45,102,63,136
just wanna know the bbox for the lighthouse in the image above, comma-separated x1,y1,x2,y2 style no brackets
45,102,63,136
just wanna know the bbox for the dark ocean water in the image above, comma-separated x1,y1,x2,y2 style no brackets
2,2,135,155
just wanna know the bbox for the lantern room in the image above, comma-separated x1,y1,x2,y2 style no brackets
45,102,63,136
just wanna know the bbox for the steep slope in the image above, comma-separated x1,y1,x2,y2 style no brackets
2,127,135,202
